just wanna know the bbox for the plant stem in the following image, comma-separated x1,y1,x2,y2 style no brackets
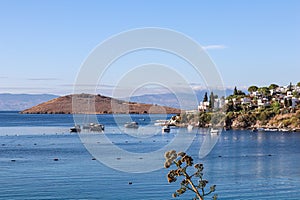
186,177,203,200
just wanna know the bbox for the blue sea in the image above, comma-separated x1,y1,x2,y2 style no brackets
0,111,300,199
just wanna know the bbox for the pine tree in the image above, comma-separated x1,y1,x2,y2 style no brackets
209,92,215,109
203,92,208,102
234,87,238,95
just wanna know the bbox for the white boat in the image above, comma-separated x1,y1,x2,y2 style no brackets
154,120,169,126
264,128,278,132
90,124,105,132
257,127,265,132
279,128,290,132
124,122,139,129
187,124,193,132
82,123,105,132
210,128,219,134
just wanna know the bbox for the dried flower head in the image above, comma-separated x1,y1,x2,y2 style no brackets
177,151,186,157
164,150,217,200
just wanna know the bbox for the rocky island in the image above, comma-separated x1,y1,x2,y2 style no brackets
20,93,182,114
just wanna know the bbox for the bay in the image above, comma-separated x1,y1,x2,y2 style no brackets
0,111,300,199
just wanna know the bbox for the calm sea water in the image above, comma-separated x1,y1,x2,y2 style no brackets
0,111,300,199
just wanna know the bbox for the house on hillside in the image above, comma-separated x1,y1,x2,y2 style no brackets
198,101,210,112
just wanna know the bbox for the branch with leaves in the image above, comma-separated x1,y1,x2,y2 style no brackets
164,150,217,200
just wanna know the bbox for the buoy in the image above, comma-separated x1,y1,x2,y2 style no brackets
128,182,132,185
53,158,59,161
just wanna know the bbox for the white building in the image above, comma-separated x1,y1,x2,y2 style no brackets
198,101,210,111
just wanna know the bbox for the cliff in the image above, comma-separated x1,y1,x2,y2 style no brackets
20,94,182,114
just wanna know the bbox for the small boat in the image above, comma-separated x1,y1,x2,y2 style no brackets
82,123,105,132
70,125,81,133
162,125,171,133
154,120,169,126
82,123,92,130
187,124,193,132
124,122,139,129
90,123,105,132
264,128,278,132
257,127,265,132
210,128,219,135
279,128,290,132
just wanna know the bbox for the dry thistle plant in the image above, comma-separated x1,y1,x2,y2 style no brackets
164,150,217,200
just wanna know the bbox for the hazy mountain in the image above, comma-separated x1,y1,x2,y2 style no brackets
127,89,234,110
0,93,58,111
0,89,234,111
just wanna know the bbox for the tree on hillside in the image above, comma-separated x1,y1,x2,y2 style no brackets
248,85,258,93
258,87,270,96
209,92,215,109
203,92,208,102
284,98,288,107
288,82,293,91
233,86,245,96
297,82,300,87
234,87,238,95
269,83,279,90
237,90,245,96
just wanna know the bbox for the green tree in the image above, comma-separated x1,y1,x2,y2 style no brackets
284,98,288,107
288,82,293,91
248,85,258,93
297,82,300,87
269,83,279,90
233,87,238,95
203,92,208,102
237,90,245,96
198,112,211,127
224,100,234,112
271,101,281,114
292,91,299,98
288,99,293,107
258,87,270,96
209,92,215,109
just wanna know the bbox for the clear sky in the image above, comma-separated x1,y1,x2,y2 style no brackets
0,0,299,95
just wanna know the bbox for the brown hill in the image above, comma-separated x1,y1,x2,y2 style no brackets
20,94,182,114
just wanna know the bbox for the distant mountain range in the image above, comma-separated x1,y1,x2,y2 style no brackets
0,89,233,111
0,93,58,111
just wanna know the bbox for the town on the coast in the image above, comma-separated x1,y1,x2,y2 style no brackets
179,82,300,132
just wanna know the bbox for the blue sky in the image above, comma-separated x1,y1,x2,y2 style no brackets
0,0,299,95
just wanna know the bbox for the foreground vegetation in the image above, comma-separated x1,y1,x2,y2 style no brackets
164,150,217,200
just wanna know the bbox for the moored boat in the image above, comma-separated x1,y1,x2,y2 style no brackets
70,125,81,133
162,125,171,133
210,128,219,135
124,121,139,129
